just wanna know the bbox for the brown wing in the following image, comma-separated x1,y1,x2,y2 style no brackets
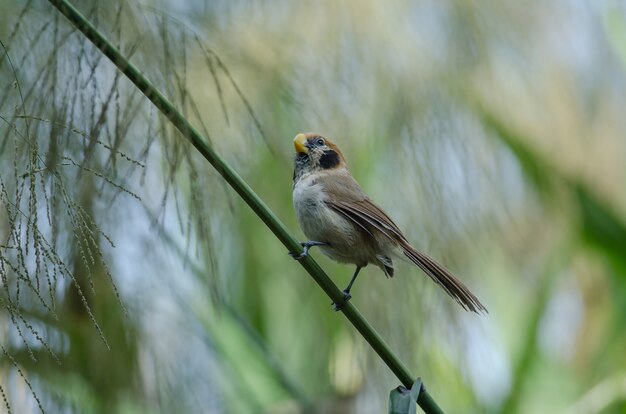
323,173,487,313
328,198,407,243
320,170,407,241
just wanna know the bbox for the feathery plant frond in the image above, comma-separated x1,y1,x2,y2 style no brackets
0,4,160,411
0,1,286,411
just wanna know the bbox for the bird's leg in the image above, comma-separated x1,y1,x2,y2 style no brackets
344,266,362,294
332,266,362,311
289,241,329,260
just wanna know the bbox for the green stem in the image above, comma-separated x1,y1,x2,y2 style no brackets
47,1,444,412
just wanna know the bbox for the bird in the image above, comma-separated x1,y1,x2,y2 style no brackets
290,132,487,313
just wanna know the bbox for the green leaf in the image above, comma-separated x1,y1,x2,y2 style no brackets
389,378,422,414
476,106,555,195
576,185,626,277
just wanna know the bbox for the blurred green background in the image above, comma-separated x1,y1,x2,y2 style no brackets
1,0,626,413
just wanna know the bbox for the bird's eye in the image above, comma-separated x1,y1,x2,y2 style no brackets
315,138,325,146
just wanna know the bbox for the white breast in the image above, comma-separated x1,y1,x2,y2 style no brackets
293,174,329,241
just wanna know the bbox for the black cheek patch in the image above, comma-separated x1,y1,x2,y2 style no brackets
319,150,340,169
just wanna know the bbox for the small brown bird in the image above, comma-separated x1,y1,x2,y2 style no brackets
290,132,486,313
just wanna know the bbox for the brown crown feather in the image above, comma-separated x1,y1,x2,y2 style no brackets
304,133,347,166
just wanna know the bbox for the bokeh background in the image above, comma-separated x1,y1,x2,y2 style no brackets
1,0,626,413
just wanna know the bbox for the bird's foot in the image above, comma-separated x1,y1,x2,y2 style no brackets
288,251,307,260
289,241,328,261
332,290,352,311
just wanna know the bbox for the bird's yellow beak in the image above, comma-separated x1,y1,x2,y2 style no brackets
293,133,309,154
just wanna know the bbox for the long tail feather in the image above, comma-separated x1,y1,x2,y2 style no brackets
402,245,487,313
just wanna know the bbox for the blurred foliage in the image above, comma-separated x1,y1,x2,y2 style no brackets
1,0,626,413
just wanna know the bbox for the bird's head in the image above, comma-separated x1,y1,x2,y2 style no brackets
293,133,346,182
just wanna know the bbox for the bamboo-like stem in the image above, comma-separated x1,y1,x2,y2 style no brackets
47,1,444,412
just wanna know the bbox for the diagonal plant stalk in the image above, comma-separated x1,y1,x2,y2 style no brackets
47,1,444,412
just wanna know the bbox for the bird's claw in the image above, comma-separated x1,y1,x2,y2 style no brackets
332,290,352,311
288,251,307,260
289,241,327,260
